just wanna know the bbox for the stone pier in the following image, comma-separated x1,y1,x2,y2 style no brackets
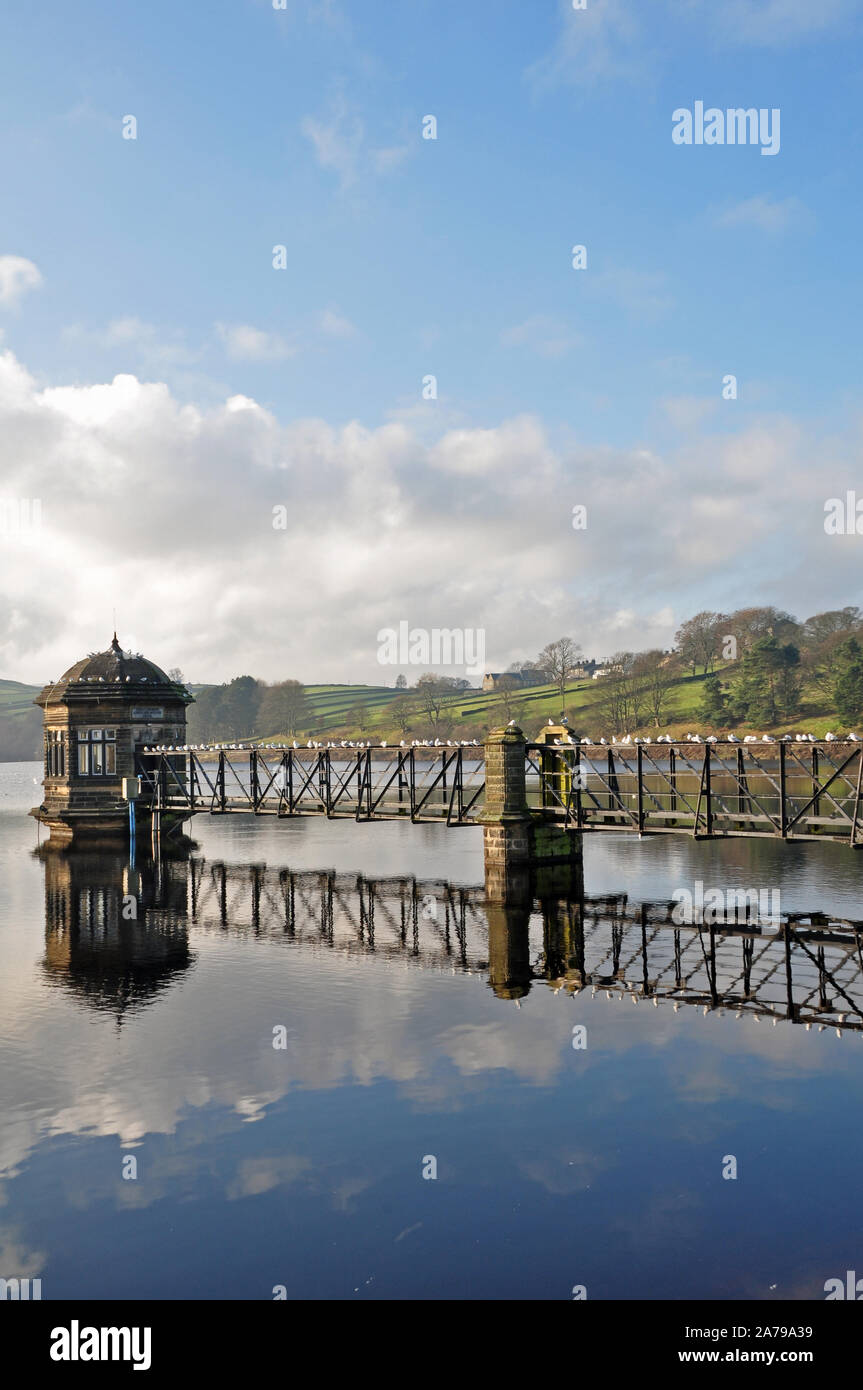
480,725,583,904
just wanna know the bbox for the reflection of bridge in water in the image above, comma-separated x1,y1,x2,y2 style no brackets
188,862,863,1026
40,848,863,1031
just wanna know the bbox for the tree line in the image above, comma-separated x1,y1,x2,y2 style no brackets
187,677,308,742
182,604,863,743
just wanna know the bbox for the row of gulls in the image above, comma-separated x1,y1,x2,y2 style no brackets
148,732,861,756
566,732,861,746
166,739,483,753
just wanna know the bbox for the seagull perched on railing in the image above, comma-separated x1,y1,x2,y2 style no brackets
581,737,592,745
849,733,861,741
826,732,837,741
762,735,774,743
728,734,740,743
744,735,758,743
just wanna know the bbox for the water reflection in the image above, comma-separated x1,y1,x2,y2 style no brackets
3,770,863,1299
38,847,863,1035
40,848,194,1022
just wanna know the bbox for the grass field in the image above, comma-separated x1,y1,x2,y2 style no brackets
265,668,856,742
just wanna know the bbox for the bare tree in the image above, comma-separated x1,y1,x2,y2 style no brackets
591,652,646,734
389,693,418,736
632,650,678,728
494,674,527,726
414,674,461,734
675,612,726,675
538,637,582,714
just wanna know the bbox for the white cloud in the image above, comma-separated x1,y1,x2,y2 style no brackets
707,0,854,46
64,317,200,366
661,395,719,433
0,255,43,308
501,315,583,358
589,267,674,319
0,346,859,686
318,308,357,339
530,0,855,93
716,194,812,233
527,0,645,90
215,322,296,361
301,96,412,188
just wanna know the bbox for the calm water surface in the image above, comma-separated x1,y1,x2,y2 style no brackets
2,760,863,1301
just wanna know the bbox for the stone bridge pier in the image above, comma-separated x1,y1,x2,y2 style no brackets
480,725,583,905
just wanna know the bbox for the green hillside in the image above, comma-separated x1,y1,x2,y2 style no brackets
0,679,42,760
265,668,859,743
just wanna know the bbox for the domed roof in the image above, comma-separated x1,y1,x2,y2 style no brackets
36,635,191,707
57,634,174,687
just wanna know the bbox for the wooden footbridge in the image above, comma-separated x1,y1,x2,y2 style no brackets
138,735,863,846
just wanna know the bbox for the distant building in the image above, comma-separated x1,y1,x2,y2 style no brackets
31,634,194,846
482,669,551,692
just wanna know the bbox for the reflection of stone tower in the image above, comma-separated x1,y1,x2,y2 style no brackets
486,903,532,1000
542,900,587,994
31,635,194,846
41,849,193,1024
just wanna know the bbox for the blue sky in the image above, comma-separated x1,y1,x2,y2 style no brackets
1,0,862,683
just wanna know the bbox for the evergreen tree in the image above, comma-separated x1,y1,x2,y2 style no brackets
700,674,728,725
833,638,863,726
728,637,800,726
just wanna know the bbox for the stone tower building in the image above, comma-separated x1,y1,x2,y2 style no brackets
31,635,193,845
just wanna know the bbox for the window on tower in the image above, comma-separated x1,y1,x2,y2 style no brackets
76,728,117,777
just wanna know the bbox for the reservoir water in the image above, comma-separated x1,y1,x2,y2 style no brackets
2,760,862,1301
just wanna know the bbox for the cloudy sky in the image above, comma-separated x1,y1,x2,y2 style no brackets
1,0,862,685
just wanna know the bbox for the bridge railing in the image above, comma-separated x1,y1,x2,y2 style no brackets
138,739,863,844
526,739,863,844
140,746,487,825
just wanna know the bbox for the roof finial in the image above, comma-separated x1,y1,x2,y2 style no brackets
110,631,122,655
